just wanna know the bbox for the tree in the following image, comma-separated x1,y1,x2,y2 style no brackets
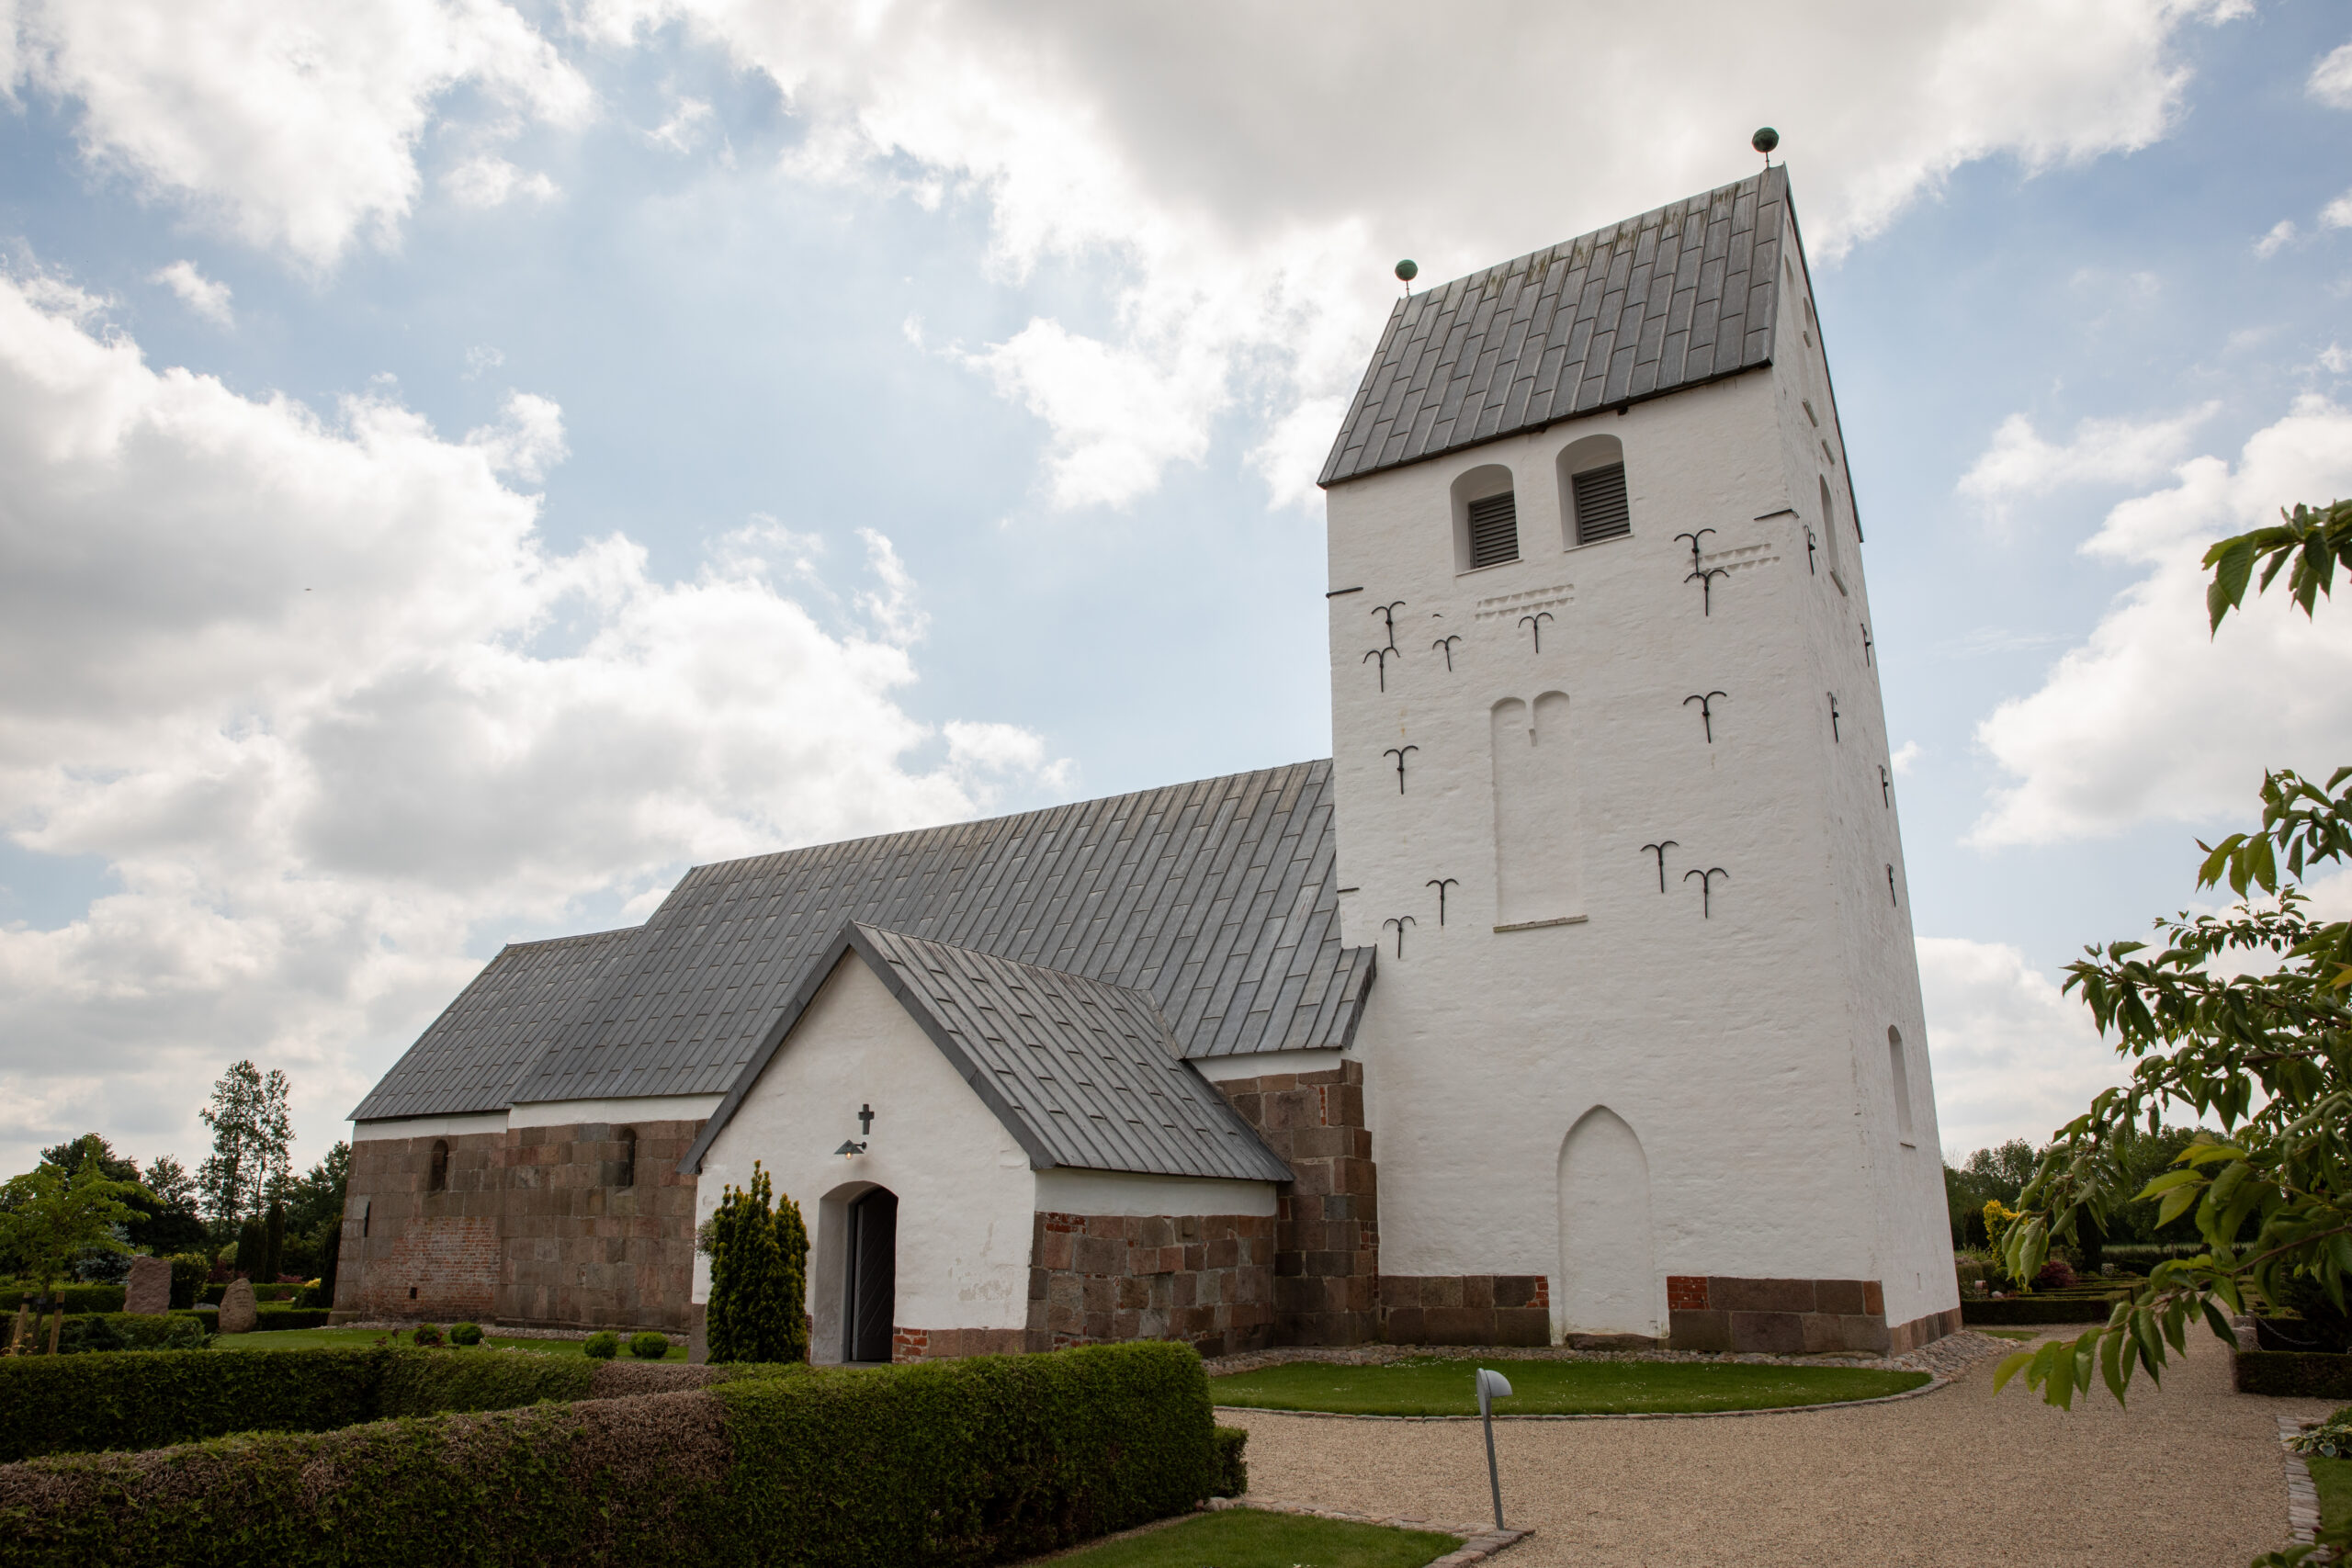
130,1153,209,1256
0,1160,142,1300
281,1142,349,1283
197,1060,292,1225
703,1162,809,1364
1992,497,2352,1566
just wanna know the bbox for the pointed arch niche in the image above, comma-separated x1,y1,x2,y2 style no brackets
1555,1106,1657,1340
1489,692,1579,928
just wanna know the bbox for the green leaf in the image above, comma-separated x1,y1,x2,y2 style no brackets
1992,1350,2034,1394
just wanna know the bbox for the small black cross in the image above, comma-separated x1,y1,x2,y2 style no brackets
857,1104,875,1135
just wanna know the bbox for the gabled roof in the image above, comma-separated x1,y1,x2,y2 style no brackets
1319,166,1792,487
351,928,635,1122
678,923,1292,1183
352,760,1374,1122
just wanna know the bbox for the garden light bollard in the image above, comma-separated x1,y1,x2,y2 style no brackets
1476,1367,1513,1530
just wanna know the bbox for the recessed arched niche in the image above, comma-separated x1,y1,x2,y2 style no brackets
1451,464,1519,572
1489,691,1579,926
1556,1105,1656,1339
1557,434,1630,548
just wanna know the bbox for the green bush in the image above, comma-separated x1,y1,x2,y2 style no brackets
1211,1425,1248,1497
2235,1350,2352,1399
0,1342,1220,1568
450,1323,483,1347
0,1347,607,1462
1962,1296,2117,1325
705,1160,810,1364
583,1331,620,1359
167,1258,205,1311
411,1323,444,1348
43,1314,210,1355
628,1332,670,1360
248,1307,333,1332
0,1286,124,1314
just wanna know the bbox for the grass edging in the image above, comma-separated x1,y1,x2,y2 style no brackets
1201,1498,1529,1566
1212,1373,1951,1423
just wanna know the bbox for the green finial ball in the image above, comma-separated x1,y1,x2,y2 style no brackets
1394,259,1419,283
1751,127,1780,155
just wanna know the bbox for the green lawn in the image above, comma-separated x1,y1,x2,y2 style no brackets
2312,1455,2352,1535
1208,1357,1928,1416
1035,1510,1461,1568
219,1326,687,1361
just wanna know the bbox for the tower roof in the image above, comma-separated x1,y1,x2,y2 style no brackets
1319,166,1792,487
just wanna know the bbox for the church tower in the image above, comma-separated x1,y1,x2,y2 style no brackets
1318,167,1958,1352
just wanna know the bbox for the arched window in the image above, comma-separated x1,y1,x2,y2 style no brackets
1451,464,1518,571
428,1140,449,1192
1557,434,1630,547
1887,1027,1914,1141
616,1127,638,1189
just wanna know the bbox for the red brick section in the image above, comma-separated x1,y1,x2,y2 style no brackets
1662,1275,1948,1354
335,1119,705,1332
1211,1060,1379,1345
1023,1211,1277,1358
1378,1275,1551,1346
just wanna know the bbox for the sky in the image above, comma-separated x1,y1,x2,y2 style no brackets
3,0,2351,1181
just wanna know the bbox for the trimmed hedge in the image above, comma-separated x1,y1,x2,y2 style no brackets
198,1282,300,1306
0,1348,626,1462
1211,1425,1248,1497
0,1287,125,1315
1962,1296,2118,1325
0,1342,1223,1568
246,1307,333,1332
2235,1350,2352,1400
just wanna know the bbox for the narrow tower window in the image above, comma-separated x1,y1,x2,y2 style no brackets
1557,434,1630,547
428,1139,449,1192
616,1127,638,1189
1467,493,1520,568
1887,1027,1914,1141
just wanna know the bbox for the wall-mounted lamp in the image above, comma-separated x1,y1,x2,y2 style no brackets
833,1140,866,1160
834,1104,876,1159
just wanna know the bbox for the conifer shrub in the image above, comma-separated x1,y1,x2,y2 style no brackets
628,1331,670,1360
449,1322,483,1347
705,1160,809,1364
582,1330,620,1359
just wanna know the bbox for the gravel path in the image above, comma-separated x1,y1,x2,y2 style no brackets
1220,1331,2340,1566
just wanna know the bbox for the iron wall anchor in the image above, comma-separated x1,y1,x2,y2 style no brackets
1383,914,1417,958
1860,622,1873,666
1432,633,1463,671
1427,877,1459,925
1384,744,1419,794
1674,528,1717,571
1363,647,1398,691
1640,840,1679,893
1688,566,1729,615
1684,865,1729,919
1682,690,1726,742
1373,600,1407,651
1805,526,1818,575
1519,611,1554,652
1828,693,1841,742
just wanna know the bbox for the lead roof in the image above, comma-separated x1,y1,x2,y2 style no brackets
351,760,1373,1124
1319,166,1791,487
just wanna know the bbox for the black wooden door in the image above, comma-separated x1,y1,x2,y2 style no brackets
845,1188,898,1363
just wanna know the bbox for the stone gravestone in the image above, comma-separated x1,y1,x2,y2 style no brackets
125,1256,172,1316
217,1279,258,1334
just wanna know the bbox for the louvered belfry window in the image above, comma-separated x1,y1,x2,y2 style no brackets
1572,463,1631,544
1466,491,1520,569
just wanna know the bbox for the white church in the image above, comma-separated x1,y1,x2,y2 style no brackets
335,164,1960,1362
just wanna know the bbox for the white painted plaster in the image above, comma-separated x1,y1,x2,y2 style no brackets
692,953,1036,1361
508,1094,721,1127
1322,212,1954,1340
353,1112,508,1141
1556,1106,1657,1337
1034,1168,1277,1218
1187,1048,1346,1084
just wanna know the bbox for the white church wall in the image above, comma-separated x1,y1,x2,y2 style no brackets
690,954,1037,1359
353,1111,509,1140
1035,1168,1277,1218
1324,300,1953,1343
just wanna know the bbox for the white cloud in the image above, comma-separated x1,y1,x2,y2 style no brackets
150,260,231,324
1917,936,2129,1159
462,344,504,380
1971,396,2352,846
8,0,591,265
1957,402,2218,513
646,95,714,153
1891,740,1922,776
444,154,560,209
2256,219,2297,258
577,0,2246,509
2324,188,2352,231
2310,41,2352,108
0,268,1068,1175
2324,344,2352,376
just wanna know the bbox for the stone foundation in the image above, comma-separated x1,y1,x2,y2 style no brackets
890,1326,1030,1361
1213,1060,1380,1346
1665,1275,1920,1354
1378,1274,1552,1345
1888,1305,1962,1354
1026,1211,1276,1358
337,1119,705,1332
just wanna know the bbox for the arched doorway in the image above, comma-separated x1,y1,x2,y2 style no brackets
842,1187,898,1363
1555,1107,1656,1339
